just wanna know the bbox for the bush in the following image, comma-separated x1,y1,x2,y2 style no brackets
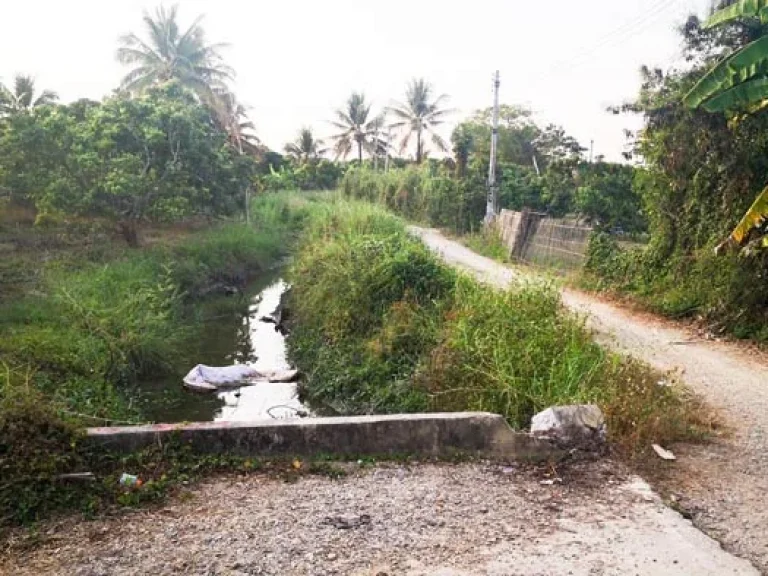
584,233,768,340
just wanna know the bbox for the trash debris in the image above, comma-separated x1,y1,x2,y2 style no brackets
182,364,299,392
119,473,140,487
266,405,309,419
57,472,96,482
652,444,676,461
540,478,563,486
321,514,372,530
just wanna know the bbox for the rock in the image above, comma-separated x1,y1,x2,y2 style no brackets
530,405,606,450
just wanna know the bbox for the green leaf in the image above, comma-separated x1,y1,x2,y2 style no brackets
705,0,768,28
683,36,768,109
702,77,768,112
730,184,768,244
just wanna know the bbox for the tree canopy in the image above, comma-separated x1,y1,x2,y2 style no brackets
116,4,233,101
330,92,384,164
0,83,253,244
0,75,58,116
387,79,451,164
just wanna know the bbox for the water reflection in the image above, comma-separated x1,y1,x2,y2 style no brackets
215,279,305,421
135,272,306,423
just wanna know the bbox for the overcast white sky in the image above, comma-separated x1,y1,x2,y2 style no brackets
1,0,713,161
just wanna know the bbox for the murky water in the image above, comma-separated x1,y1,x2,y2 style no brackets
135,272,307,423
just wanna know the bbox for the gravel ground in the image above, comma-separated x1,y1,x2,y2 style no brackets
413,226,768,574
1,462,757,575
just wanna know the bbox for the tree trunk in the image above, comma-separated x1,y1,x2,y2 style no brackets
119,221,140,248
416,130,422,164
358,140,363,166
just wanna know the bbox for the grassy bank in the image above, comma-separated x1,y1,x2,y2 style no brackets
0,199,296,526
285,196,709,456
581,233,768,342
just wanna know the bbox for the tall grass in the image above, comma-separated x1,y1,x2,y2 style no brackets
285,195,709,456
340,165,485,234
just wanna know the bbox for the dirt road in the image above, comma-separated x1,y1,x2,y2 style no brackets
413,226,768,573
3,463,758,576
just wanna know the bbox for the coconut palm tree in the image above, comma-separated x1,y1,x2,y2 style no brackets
116,5,233,100
284,128,326,162
387,79,452,164
0,75,58,115
211,90,260,155
330,92,383,164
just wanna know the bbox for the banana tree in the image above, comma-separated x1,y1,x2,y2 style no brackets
684,0,768,249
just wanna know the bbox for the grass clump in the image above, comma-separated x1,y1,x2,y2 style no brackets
286,196,709,458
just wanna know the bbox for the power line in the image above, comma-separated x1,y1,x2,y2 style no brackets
531,0,682,83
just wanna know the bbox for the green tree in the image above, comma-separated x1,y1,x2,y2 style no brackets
116,4,233,100
574,163,644,232
284,127,326,162
451,123,474,177
330,92,383,165
683,1,768,249
387,79,451,164
452,105,561,175
0,84,252,245
0,75,57,116
210,89,259,155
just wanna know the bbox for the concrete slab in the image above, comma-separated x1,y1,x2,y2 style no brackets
86,412,558,461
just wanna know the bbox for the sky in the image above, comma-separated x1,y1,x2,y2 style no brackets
1,0,714,162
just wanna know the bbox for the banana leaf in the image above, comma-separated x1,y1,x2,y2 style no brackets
702,77,768,111
730,184,768,244
683,36,768,109
705,0,768,28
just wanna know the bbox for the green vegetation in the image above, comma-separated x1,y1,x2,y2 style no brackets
0,196,295,526
386,78,451,164
116,5,233,101
0,221,285,416
338,158,644,236
285,196,705,454
3,0,761,532
0,83,253,246
0,75,57,114
582,9,768,341
682,1,768,249
330,92,385,165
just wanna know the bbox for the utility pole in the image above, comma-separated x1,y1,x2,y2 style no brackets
589,139,594,163
385,127,391,172
373,125,379,171
485,70,500,224
236,136,250,226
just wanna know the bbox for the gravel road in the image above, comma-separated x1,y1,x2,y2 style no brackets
2,462,757,576
412,226,768,573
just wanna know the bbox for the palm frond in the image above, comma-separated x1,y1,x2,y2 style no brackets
428,130,449,153
33,90,58,107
